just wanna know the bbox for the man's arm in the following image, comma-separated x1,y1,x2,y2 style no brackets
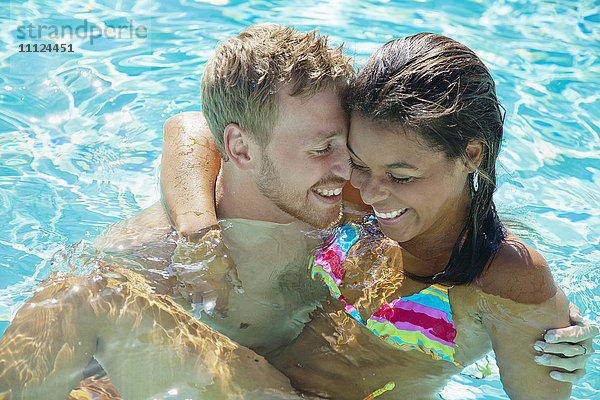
536,302,598,382
0,270,302,399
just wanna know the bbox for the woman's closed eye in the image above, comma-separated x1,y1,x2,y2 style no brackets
348,158,368,170
387,173,414,184
350,158,415,184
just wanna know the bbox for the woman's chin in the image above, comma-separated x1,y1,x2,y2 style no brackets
379,225,413,244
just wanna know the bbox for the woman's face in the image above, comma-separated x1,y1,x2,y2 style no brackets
348,116,472,244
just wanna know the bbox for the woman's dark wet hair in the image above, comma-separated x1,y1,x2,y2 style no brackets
346,33,506,285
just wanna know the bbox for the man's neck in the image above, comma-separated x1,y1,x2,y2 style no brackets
215,165,296,225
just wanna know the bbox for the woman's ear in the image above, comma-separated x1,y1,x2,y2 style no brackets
223,123,255,170
464,140,484,172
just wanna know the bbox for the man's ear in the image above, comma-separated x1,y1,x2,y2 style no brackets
464,140,484,172
223,123,255,170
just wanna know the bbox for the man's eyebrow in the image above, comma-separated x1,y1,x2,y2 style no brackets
347,142,418,170
309,129,344,143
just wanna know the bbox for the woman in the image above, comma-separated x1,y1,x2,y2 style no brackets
159,33,591,399
266,33,572,399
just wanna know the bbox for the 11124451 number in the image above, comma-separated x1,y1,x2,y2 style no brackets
19,43,74,53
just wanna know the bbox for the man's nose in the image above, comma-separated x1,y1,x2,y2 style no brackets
330,144,351,181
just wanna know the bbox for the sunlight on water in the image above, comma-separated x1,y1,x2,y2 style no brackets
0,0,599,398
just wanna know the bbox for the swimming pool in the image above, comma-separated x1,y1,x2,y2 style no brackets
1,0,598,398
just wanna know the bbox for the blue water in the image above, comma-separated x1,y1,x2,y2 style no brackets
0,0,599,398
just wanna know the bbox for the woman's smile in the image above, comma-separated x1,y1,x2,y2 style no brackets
348,117,470,246
372,207,410,224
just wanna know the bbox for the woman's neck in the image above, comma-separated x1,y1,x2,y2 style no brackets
399,198,471,278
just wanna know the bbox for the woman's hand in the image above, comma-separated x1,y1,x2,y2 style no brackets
534,302,598,382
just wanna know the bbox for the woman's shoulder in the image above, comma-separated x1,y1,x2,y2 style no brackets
476,232,558,305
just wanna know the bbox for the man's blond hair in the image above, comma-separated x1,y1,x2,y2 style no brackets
201,23,353,160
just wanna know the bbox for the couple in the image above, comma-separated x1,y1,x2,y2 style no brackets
0,23,596,399
157,24,594,399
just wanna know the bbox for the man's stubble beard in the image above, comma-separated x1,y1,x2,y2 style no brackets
255,153,342,229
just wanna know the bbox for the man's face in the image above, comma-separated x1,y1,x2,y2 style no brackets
254,86,351,228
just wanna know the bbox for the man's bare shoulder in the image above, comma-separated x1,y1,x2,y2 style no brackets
478,233,557,305
93,201,173,251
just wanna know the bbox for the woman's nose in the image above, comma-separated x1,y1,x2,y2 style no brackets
350,170,387,205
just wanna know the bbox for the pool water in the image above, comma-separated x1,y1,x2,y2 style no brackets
1,0,599,398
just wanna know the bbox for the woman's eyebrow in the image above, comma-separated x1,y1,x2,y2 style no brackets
347,143,418,170
387,161,418,170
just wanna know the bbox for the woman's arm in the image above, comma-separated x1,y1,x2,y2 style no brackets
160,112,242,314
478,238,572,399
160,111,220,238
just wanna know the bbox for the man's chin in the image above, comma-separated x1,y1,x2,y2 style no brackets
269,196,342,230
303,204,343,229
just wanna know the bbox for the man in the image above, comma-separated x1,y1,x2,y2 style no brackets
0,23,353,399
0,24,594,399
94,23,356,355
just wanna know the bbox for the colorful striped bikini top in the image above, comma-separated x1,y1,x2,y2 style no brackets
310,223,463,367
